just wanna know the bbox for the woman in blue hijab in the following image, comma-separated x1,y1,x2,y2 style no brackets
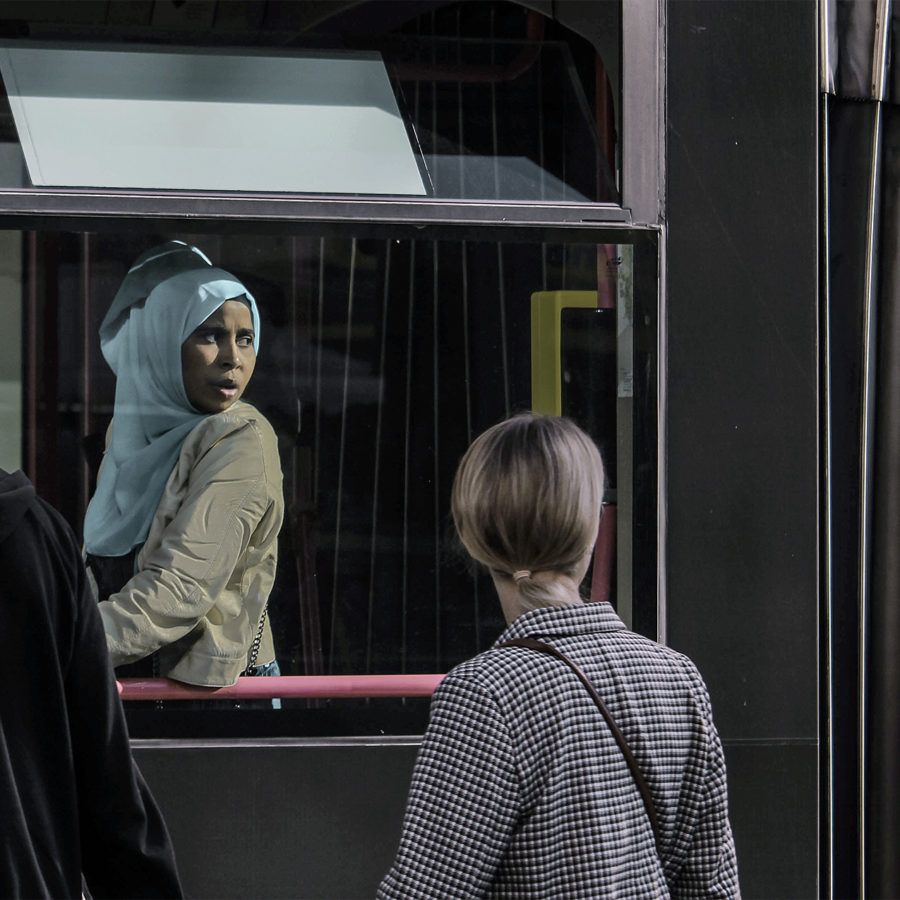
84,241,284,687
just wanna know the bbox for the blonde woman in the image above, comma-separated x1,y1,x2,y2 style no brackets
379,414,739,899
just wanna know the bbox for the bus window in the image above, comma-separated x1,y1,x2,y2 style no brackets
16,227,657,736
0,1,621,204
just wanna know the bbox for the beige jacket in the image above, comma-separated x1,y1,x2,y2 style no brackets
99,401,284,687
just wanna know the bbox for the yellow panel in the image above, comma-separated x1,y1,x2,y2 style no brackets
530,291,598,415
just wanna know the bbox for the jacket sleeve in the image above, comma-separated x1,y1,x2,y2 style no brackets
671,671,741,899
378,674,520,899
99,421,273,667
64,518,183,898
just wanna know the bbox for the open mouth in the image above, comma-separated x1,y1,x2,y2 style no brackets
211,381,239,399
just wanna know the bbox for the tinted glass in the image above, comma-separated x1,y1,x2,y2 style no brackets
13,228,653,710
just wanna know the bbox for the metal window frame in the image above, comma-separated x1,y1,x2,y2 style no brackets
5,0,669,707
7,0,667,740
0,0,663,230
0,0,668,660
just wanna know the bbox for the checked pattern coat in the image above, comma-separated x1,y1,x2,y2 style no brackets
378,603,739,899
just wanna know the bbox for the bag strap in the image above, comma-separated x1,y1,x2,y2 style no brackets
498,637,662,852
242,604,269,675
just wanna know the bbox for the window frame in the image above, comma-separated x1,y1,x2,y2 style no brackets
0,1,662,229
12,218,660,738
0,0,667,737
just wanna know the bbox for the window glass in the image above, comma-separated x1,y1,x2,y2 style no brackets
16,225,655,735
0,229,21,471
0,0,621,202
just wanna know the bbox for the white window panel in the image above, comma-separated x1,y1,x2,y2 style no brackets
0,46,426,195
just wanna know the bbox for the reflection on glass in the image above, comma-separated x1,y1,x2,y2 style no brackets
384,36,616,202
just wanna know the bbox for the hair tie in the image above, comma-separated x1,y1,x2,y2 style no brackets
511,569,532,584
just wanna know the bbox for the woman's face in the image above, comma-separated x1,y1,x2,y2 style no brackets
181,299,257,413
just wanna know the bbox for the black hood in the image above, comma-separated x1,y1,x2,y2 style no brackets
0,469,36,545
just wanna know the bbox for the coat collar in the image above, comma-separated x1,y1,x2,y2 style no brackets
493,602,627,645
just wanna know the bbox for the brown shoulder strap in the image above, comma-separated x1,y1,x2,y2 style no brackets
498,637,662,853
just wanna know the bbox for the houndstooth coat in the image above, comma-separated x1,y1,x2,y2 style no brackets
378,603,740,899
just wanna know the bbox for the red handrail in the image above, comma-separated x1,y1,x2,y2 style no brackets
117,674,445,701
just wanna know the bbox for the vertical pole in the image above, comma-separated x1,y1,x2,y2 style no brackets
329,239,357,673
366,242,391,673
81,233,92,521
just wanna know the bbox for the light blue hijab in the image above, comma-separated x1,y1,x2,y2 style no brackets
83,241,260,557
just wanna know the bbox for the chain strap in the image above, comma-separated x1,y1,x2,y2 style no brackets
243,604,269,675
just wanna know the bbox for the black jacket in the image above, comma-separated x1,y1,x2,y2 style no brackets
0,470,182,899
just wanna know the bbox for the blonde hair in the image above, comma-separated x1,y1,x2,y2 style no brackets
451,413,605,611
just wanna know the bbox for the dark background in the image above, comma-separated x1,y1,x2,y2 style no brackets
665,2,819,897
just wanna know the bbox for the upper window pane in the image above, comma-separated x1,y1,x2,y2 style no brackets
1,46,427,194
0,0,621,202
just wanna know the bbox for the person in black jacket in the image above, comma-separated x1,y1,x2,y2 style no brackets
0,469,183,899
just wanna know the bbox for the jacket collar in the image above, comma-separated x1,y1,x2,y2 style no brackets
493,602,627,645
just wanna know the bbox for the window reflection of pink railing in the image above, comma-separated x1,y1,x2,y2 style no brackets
117,674,445,701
